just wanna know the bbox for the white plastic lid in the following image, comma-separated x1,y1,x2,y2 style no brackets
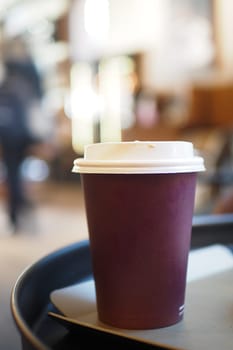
72,141,205,174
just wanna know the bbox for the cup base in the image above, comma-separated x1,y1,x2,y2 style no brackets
98,314,184,330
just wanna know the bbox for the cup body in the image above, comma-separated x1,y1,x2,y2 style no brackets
81,171,197,329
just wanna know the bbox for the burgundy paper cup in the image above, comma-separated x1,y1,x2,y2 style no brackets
73,141,205,330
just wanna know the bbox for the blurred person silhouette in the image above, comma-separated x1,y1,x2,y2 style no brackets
0,36,44,233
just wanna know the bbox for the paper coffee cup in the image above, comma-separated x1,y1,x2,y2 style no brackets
73,141,205,329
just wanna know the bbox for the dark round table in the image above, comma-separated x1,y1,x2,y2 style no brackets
11,214,233,349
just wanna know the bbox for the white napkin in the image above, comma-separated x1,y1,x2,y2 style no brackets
187,244,233,282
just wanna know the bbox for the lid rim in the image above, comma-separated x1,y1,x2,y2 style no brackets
72,165,205,174
72,168,205,174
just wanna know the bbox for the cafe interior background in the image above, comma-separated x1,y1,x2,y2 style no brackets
0,0,233,348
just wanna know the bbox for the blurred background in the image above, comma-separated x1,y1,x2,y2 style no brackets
0,0,233,348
